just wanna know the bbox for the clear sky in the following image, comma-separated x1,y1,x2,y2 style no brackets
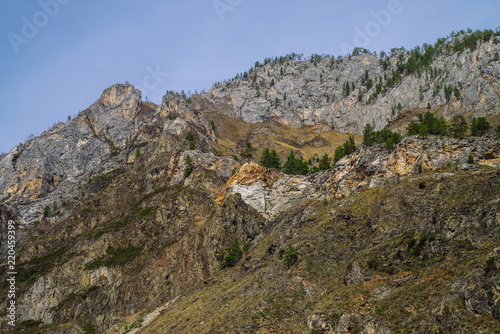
0,0,499,153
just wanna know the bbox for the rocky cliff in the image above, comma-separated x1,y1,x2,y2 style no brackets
204,37,500,133
1,30,500,334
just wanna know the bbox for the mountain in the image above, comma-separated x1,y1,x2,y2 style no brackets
1,29,500,334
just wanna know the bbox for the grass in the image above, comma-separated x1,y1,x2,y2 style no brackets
85,244,143,270
92,218,133,238
16,249,68,286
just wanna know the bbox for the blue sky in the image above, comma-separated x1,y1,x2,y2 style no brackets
0,0,499,153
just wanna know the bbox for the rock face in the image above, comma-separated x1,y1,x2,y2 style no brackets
203,40,500,133
0,33,500,334
227,135,500,218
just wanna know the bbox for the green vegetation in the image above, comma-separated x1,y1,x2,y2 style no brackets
16,250,68,286
135,206,155,218
219,237,244,269
123,317,144,333
240,142,256,159
283,245,298,268
408,234,429,256
367,257,381,270
282,151,309,175
92,218,133,238
186,131,196,150
317,153,332,171
184,155,194,178
467,154,474,164
362,123,402,150
406,111,448,137
259,148,281,169
82,323,97,334
85,244,143,270
134,147,141,159
334,135,357,163
470,117,491,136
449,115,469,138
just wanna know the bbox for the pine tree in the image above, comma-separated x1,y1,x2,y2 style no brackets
333,146,345,163
269,149,281,169
363,123,375,146
283,151,297,175
318,154,331,170
470,117,491,136
259,148,272,167
185,131,195,142
282,151,308,175
449,115,468,138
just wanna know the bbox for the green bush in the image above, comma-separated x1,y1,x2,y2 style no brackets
185,131,195,142
82,323,97,334
366,258,381,270
184,155,194,178
283,245,298,268
485,257,497,274
467,154,474,164
220,237,243,269
240,142,256,159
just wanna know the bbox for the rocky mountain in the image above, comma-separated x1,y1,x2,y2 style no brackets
1,29,500,333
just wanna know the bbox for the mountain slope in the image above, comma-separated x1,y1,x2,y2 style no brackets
1,29,500,334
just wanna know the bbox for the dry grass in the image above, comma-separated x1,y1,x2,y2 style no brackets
202,109,362,161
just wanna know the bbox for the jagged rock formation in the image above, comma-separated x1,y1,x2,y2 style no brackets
226,134,500,218
204,39,500,132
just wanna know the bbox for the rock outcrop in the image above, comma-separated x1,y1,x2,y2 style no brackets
226,135,500,218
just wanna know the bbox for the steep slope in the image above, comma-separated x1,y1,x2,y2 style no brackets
142,166,500,334
202,31,500,133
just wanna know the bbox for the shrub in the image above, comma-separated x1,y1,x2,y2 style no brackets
185,131,195,142
418,182,426,189
240,142,256,159
385,265,398,275
134,148,141,159
467,154,474,164
366,258,381,270
83,323,97,334
189,141,196,150
485,257,497,274
283,245,298,268
184,155,194,178
220,237,243,268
